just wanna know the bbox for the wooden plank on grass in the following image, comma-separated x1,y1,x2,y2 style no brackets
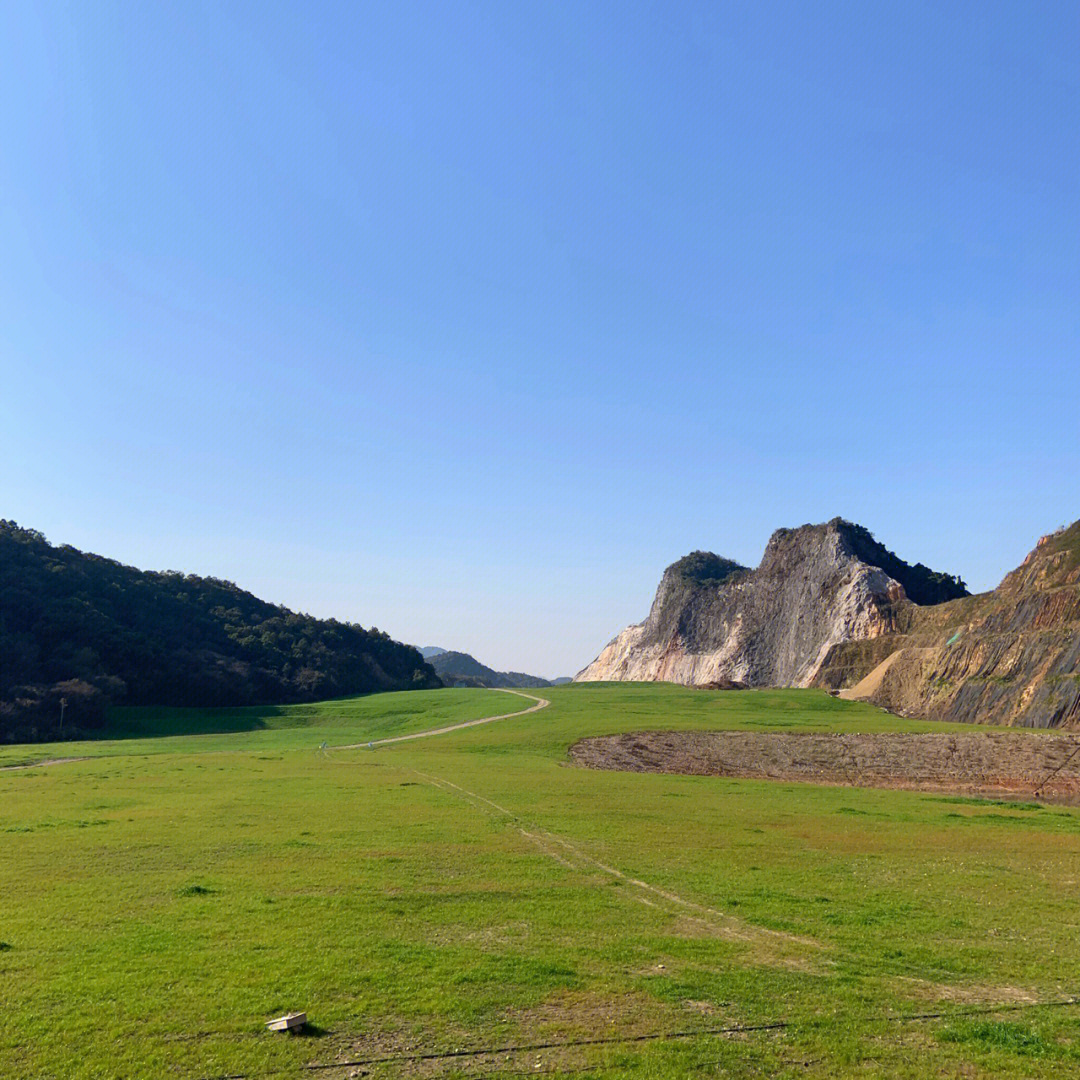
266,1012,306,1032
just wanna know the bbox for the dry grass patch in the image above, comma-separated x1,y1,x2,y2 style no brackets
897,978,1045,1006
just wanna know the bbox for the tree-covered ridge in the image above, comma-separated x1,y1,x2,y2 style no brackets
667,550,749,586
834,519,969,606
426,650,551,689
0,521,440,742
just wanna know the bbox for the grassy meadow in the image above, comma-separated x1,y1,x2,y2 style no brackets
3,683,1080,1078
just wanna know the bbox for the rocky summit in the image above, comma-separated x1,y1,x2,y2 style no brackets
577,519,964,688
578,517,1080,729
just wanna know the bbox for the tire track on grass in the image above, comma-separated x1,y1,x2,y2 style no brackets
414,770,821,960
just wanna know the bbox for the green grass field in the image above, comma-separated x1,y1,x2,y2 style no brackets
3,684,1080,1079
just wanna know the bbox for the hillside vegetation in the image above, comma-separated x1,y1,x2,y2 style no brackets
0,522,440,743
838,519,968,605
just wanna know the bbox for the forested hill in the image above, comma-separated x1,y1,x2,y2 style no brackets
0,521,441,742
426,650,551,689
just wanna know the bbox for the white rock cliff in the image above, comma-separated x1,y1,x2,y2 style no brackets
576,521,908,688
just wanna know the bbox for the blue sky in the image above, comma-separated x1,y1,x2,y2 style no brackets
2,1,1077,677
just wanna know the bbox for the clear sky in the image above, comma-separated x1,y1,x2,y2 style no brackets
2,1,1077,678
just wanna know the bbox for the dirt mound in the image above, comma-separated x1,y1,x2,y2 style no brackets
569,730,1080,803
838,648,911,700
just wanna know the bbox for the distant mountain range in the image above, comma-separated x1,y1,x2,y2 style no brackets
421,648,559,689
0,521,440,743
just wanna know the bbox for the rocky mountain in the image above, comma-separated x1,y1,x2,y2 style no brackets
427,650,551,689
578,517,1080,730
577,519,966,689
0,521,441,742
419,646,448,659
831,522,1080,728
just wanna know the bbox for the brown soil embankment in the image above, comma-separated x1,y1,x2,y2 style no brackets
569,730,1080,803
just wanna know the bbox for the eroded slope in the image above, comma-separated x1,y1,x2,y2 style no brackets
830,523,1080,728
577,519,961,689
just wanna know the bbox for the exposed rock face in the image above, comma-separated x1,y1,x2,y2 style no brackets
580,515,1080,729
832,522,1080,729
576,520,935,688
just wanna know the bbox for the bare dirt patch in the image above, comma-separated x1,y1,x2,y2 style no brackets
569,730,1080,803
896,978,1044,1006
0,756,89,771
312,990,691,1078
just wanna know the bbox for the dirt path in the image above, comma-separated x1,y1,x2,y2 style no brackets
838,649,905,700
415,768,820,965
333,688,549,749
0,755,90,772
0,690,550,771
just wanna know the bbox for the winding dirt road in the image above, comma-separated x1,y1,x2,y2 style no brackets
0,689,550,770
333,687,549,749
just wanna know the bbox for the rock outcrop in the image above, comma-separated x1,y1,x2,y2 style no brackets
578,517,1080,730
577,519,961,688
831,522,1080,728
